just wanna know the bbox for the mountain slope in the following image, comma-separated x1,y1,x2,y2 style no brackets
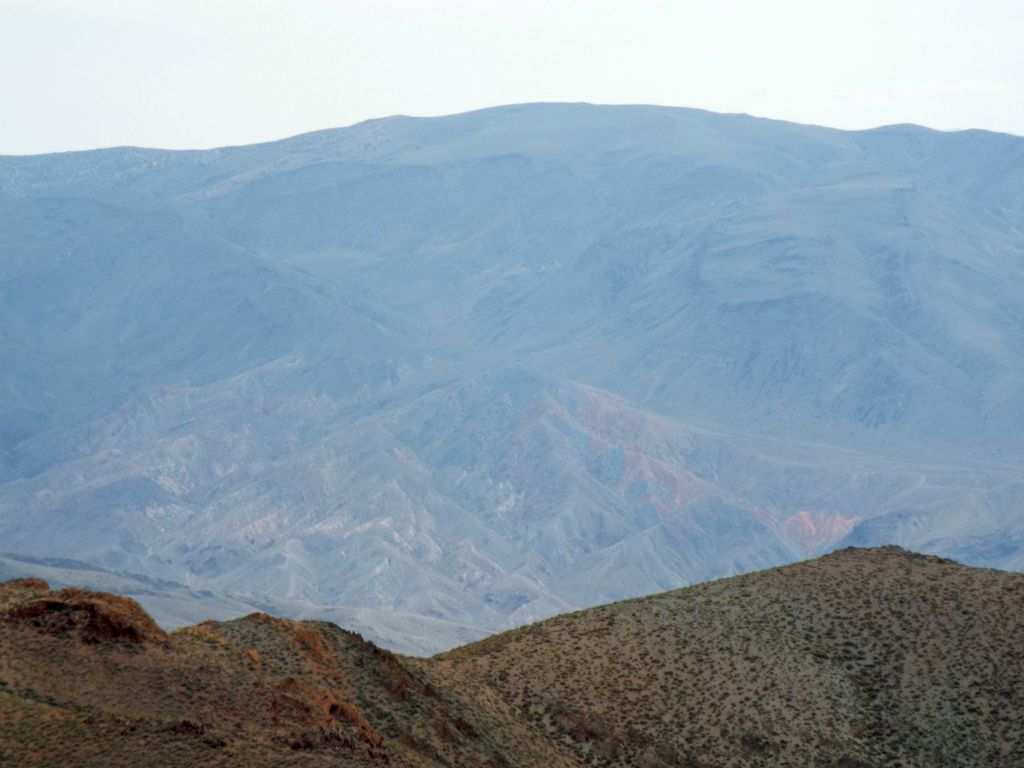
0,577,574,768
2,548,1022,767
2,103,1024,632
433,546,1024,767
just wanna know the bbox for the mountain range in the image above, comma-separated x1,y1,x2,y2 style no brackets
2,103,1024,644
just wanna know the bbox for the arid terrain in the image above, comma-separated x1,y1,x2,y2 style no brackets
2,546,1022,767
6,104,1024,636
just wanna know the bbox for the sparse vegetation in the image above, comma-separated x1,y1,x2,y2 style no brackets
430,546,1024,768
3,548,1023,767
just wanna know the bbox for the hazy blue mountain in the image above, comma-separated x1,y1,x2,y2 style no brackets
2,103,1023,635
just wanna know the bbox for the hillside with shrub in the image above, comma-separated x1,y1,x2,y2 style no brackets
3,547,1023,766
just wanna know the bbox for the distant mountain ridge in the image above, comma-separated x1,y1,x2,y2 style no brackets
2,103,1024,634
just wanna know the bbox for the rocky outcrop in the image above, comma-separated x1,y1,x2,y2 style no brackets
1,578,166,645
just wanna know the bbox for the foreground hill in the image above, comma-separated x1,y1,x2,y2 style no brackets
3,547,1022,767
435,546,1024,767
0,577,573,768
2,103,1024,635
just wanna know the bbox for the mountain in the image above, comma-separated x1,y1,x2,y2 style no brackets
2,103,1024,634
3,548,1022,767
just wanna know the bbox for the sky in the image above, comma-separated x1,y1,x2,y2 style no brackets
1,0,1022,155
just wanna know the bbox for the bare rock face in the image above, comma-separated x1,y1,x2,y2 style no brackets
1,579,166,645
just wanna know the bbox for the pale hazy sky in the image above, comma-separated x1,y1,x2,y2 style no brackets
2,0,1022,155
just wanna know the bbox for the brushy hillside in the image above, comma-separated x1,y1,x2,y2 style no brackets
3,547,1023,767
0,578,574,767
433,546,1024,767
